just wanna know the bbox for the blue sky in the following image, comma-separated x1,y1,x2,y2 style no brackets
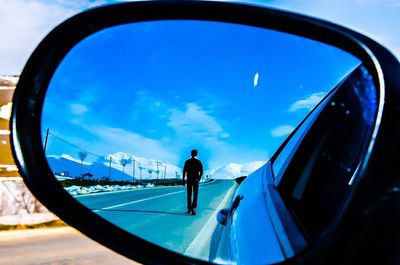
41,20,359,170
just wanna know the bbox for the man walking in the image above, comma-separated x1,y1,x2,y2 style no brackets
183,149,203,215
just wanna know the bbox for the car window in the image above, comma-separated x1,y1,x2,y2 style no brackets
271,85,338,186
275,65,377,240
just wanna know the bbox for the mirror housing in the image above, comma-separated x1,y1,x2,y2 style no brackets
216,208,229,226
10,1,400,264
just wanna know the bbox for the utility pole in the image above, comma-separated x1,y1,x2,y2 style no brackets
139,165,143,182
155,161,163,184
43,128,49,153
108,157,112,182
132,158,136,183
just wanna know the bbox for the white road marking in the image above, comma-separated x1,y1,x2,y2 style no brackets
75,189,138,198
73,180,214,198
184,185,236,259
93,190,185,213
75,185,181,198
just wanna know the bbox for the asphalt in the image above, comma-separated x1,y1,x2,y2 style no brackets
75,180,237,261
0,227,137,265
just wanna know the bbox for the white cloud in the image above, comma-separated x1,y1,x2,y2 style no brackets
355,0,400,6
289,92,325,112
221,132,230,138
0,0,110,74
130,90,164,121
167,102,268,168
88,125,179,165
0,0,79,74
206,139,268,169
168,103,229,139
70,103,89,115
271,125,295,138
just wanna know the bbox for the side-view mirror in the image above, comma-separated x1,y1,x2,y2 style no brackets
10,1,400,265
216,208,229,226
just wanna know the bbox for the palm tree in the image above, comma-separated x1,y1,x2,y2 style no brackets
78,151,87,178
132,158,136,181
147,168,153,179
138,165,144,181
120,160,127,173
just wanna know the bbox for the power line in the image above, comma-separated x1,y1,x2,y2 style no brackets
47,131,103,159
44,129,169,181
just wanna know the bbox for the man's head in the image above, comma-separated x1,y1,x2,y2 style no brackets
191,149,198,157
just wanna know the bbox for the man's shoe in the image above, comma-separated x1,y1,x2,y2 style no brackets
187,208,191,214
191,208,196,215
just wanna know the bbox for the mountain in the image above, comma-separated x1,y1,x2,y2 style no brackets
46,152,182,182
47,152,267,182
101,152,182,180
206,161,267,180
47,154,133,181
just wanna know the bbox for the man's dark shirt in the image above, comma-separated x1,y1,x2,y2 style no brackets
183,157,203,181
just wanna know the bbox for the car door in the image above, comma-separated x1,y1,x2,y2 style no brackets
210,63,377,265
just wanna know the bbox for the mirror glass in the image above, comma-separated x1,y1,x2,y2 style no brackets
41,20,367,263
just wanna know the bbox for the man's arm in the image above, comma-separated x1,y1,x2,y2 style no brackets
182,162,187,186
198,161,203,180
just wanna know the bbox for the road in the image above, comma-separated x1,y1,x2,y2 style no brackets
75,180,237,260
0,227,137,265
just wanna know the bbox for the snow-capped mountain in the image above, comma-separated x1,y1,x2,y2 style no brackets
47,154,132,181
46,152,182,182
206,161,267,180
47,151,267,182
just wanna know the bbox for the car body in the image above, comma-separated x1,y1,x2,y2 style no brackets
209,63,377,264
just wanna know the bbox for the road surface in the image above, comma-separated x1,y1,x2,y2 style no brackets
0,227,137,265
75,180,237,260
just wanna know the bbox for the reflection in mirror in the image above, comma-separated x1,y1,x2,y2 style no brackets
41,20,366,263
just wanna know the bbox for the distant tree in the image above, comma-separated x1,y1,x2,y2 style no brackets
120,158,131,173
147,168,153,179
78,151,87,178
138,165,144,181
155,161,163,181
82,172,94,180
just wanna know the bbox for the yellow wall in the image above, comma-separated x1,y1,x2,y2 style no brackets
0,76,19,177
